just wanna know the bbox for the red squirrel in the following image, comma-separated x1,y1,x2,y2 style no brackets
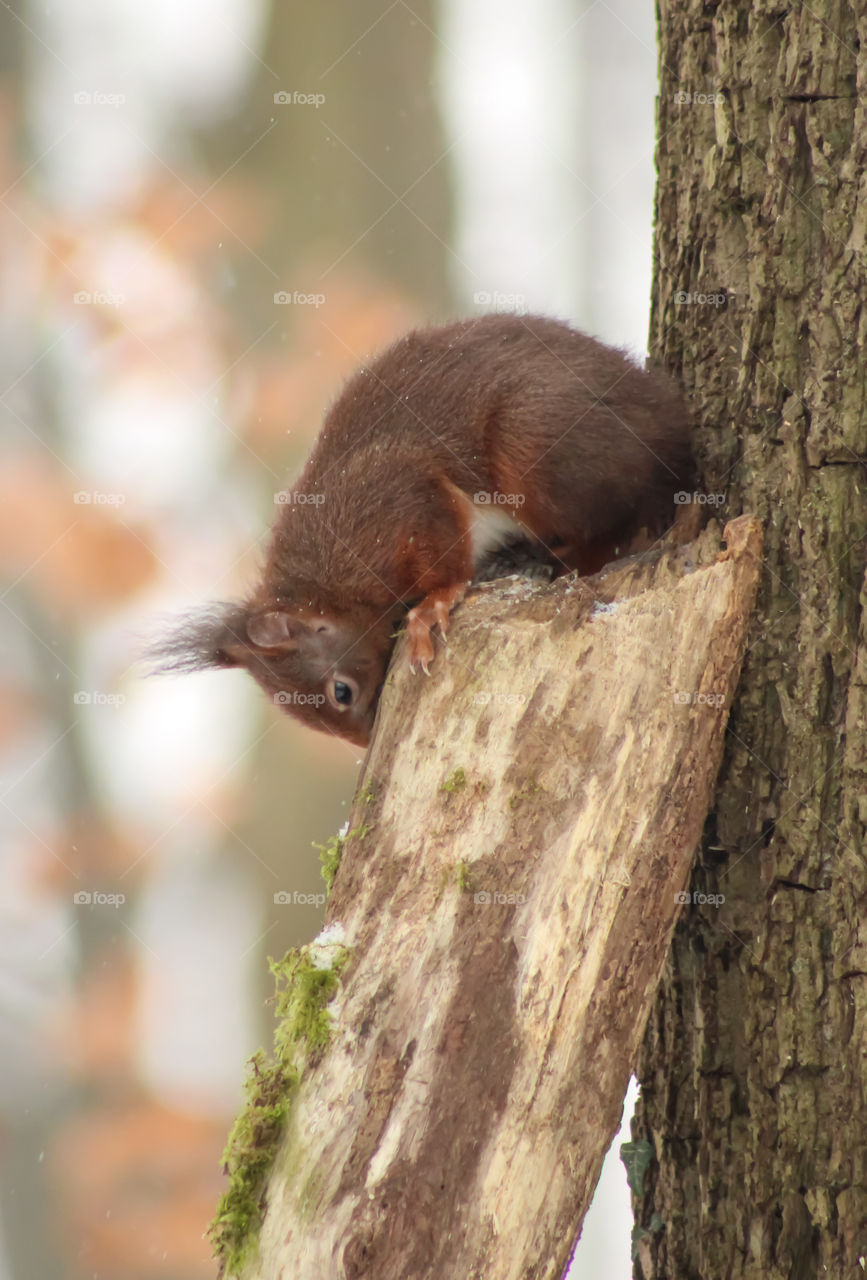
153,314,693,747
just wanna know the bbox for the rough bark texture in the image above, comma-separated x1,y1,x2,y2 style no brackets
232,518,760,1280
633,4,867,1278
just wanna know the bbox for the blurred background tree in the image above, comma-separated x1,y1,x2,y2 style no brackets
0,1,658,1276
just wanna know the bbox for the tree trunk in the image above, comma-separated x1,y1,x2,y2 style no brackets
212,518,760,1279
632,4,867,1278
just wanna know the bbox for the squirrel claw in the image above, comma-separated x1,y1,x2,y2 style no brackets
406,606,436,673
406,583,468,673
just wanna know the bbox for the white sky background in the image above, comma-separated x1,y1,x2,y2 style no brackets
438,0,658,356
29,0,267,212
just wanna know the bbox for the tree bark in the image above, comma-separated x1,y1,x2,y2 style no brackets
220,517,760,1280
633,4,867,1278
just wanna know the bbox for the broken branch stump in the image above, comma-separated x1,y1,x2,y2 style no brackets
224,515,762,1280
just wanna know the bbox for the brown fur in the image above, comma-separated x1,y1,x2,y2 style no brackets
150,314,693,746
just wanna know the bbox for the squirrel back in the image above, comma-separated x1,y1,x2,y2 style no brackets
151,314,693,746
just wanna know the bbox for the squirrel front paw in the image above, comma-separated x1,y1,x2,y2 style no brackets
406,582,468,674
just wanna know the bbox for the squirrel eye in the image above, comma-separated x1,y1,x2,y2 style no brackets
333,679,353,707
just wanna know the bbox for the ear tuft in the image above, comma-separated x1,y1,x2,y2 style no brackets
142,603,252,674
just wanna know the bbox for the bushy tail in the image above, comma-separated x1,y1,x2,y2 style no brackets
141,603,250,674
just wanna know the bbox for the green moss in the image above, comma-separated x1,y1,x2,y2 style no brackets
435,859,473,901
509,777,540,810
209,1053,300,1276
440,767,467,793
208,941,349,1276
315,824,373,893
316,833,345,893
271,947,349,1058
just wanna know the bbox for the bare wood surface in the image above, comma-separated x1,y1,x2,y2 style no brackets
238,515,762,1280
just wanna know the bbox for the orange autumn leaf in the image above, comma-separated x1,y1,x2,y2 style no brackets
0,459,157,615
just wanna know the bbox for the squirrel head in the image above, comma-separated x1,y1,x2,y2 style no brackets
147,599,400,747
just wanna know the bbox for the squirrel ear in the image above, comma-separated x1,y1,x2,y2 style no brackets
246,610,298,650
144,604,306,676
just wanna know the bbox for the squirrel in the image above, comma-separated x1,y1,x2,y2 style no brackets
151,313,693,747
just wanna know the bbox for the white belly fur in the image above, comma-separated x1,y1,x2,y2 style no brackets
468,504,528,569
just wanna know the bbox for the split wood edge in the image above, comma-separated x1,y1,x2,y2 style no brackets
231,514,762,1280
